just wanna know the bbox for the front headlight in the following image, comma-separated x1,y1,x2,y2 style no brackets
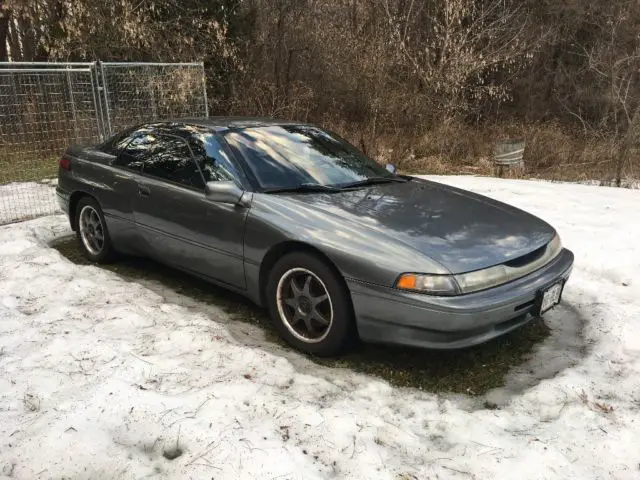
547,233,563,259
454,264,510,293
395,273,460,295
396,233,563,296
455,233,563,294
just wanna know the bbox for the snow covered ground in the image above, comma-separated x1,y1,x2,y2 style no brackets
1,176,639,479
0,180,58,225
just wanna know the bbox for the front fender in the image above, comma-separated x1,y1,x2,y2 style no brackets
243,194,450,289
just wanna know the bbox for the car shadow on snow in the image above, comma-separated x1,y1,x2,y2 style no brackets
50,236,586,402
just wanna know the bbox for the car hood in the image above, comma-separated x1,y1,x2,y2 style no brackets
274,178,556,274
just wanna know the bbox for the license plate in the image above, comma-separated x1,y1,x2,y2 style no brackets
539,281,563,314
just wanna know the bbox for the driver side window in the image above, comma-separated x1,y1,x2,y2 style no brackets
141,135,205,190
188,133,240,184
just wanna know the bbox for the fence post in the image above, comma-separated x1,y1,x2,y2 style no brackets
8,71,20,139
147,65,158,120
90,63,103,140
201,62,209,118
66,67,80,141
99,62,113,137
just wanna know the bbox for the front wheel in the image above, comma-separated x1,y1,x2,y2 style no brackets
75,196,115,263
266,252,355,356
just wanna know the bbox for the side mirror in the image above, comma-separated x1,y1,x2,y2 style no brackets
205,181,246,205
385,163,397,174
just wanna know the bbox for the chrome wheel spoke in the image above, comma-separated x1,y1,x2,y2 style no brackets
290,311,304,325
302,275,312,296
311,293,328,306
303,316,317,333
311,309,330,326
284,297,297,309
290,278,303,297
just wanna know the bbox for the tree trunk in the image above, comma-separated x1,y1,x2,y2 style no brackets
616,106,640,187
41,0,65,61
273,2,287,92
18,16,36,61
8,14,20,60
0,3,9,61
283,48,296,104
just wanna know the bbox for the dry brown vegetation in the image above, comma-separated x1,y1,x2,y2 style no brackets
2,0,640,184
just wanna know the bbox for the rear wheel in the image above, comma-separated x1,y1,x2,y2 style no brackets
74,196,115,263
266,252,354,356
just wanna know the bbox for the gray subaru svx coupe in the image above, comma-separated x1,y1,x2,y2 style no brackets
56,118,574,356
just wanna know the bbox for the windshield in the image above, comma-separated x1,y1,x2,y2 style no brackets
223,125,391,189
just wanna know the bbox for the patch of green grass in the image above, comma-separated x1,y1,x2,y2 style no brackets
313,322,549,395
0,155,58,185
51,237,550,395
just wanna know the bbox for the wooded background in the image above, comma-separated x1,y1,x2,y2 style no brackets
2,0,639,183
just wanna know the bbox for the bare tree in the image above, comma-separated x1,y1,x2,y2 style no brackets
559,2,640,184
1,0,639,182
382,0,540,122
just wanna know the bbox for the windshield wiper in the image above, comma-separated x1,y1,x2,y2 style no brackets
339,176,409,189
262,176,409,194
262,183,344,194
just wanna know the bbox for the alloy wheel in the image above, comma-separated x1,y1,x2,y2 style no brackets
78,205,105,256
276,267,334,343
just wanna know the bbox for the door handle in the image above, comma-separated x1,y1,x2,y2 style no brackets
138,184,150,197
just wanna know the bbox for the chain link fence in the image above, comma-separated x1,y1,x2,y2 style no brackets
0,63,100,223
100,63,208,135
0,61,207,225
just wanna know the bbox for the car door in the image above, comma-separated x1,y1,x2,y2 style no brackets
133,133,249,289
98,128,154,254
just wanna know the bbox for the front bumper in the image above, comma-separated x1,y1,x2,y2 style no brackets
348,248,574,349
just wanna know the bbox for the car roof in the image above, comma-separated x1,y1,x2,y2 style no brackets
171,116,311,132
123,117,313,140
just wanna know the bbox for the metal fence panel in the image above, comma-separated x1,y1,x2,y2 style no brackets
100,62,208,136
0,61,208,225
0,65,101,223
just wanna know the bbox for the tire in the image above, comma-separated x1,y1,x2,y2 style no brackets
74,196,116,263
266,251,354,356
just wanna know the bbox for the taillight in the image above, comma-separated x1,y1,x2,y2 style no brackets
59,158,71,171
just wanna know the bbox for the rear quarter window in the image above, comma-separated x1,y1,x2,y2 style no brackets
113,133,162,171
97,126,139,155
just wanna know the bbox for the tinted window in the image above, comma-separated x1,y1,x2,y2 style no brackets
142,135,205,189
223,125,389,189
114,133,163,171
188,133,241,184
97,126,138,154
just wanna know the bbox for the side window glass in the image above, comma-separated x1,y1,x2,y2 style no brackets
98,126,137,155
142,135,205,190
114,133,161,171
113,132,137,152
189,133,240,184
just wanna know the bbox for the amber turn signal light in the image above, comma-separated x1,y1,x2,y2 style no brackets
396,274,417,290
